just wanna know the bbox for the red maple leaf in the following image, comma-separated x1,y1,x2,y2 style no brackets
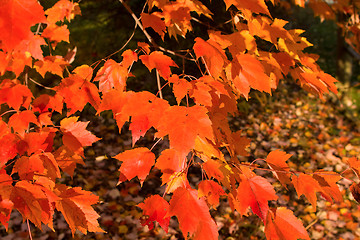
137,195,170,232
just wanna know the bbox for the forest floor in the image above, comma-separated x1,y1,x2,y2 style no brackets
1,81,360,240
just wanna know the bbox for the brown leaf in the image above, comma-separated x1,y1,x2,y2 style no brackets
350,183,360,203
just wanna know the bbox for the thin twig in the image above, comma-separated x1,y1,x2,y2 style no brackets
201,56,212,76
156,70,163,99
103,23,137,62
118,0,153,44
35,23,42,35
27,219,33,240
0,110,17,117
29,78,54,90
24,70,32,134
305,218,318,230
150,138,162,151
118,0,195,61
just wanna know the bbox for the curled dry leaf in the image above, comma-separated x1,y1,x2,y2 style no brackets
350,183,360,203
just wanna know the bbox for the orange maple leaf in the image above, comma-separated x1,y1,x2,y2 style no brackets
141,13,166,40
0,0,46,51
34,56,69,78
100,91,169,145
292,173,323,210
198,180,225,209
312,171,343,203
155,148,186,185
42,24,70,43
9,181,56,229
0,197,13,230
32,94,63,114
233,53,272,98
45,0,81,24
265,207,310,240
140,51,178,79
8,110,39,136
121,49,138,69
167,187,218,240
15,35,46,60
266,150,292,187
54,184,104,236
156,105,214,159
0,133,19,168
54,74,101,114
168,74,192,104
60,117,100,153
0,80,33,110
236,175,278,221
20,128,56,155
12,152,61,181
114,147,155,184
53,146,84,177
94,59,129,92
194,38,228,79
224,0,270,15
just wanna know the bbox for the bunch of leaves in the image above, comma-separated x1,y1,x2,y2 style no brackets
0,0,103,236
0,0,359,239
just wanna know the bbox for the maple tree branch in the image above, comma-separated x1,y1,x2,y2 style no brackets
235,161,336,177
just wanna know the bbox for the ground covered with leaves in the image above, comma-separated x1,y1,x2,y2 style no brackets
1,82,360,240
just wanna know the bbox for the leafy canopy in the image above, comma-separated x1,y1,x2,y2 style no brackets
0,0,357,239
